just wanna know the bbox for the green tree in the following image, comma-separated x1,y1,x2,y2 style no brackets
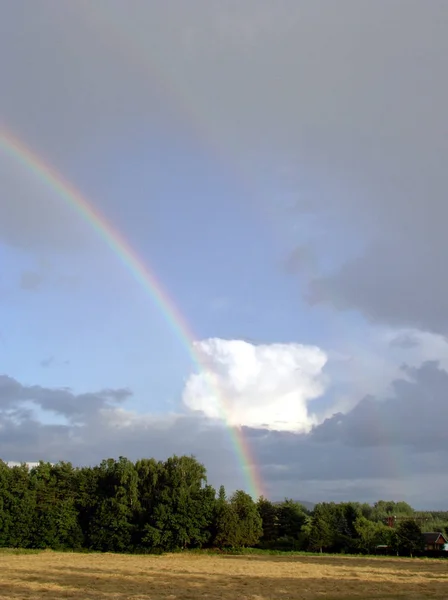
371,500,415,524
75,465,101,547
274,499,307,549
28,462,55,548
308,504,333,552
212,499,240,548
28,461,83,550
4,463,35,548
229,490,263,547
217,485,226,503
0,461,13,546
142,455,214,551
393,520,425,557
256,497,279,544
330,502,362,553
359,502,374,520
354,516,391,554
395,501,415,516
51,462,83,549
212,489,262,548
88,457,138,552
211,485,232,547
133,458,160,549
10,455,437,557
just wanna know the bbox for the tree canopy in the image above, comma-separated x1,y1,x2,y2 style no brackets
0,456,446,554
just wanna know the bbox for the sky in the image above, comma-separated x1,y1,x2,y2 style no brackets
1,0,448,509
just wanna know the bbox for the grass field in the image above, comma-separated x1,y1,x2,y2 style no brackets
1,550,448,599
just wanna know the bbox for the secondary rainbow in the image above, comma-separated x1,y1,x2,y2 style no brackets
0,126,264,499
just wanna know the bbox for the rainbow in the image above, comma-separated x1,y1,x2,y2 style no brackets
0,126,264,499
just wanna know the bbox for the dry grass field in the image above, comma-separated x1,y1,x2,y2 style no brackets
1,550,448,600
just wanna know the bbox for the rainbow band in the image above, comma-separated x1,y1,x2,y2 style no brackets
0,127,263,499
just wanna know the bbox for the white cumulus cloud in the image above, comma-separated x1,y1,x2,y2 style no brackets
182,338,328,432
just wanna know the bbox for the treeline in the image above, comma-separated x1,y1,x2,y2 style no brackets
0,456,447,555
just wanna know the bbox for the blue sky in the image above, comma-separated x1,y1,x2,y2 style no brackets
1,1,448,508
0,128,336,408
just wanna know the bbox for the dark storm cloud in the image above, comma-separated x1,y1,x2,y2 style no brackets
310,361,448,451
2,1,447,282
1,0,446,335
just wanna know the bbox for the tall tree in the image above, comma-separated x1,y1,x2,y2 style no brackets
88,457,138,552
354,516,391,554
213,498,240,548
0,461,14,546
331,502,362,553
229,490,263,548
276,499,307,548
257,497,279,544
393,520,425,557
142,455,214,551
308,504,333,553
27,462,54,548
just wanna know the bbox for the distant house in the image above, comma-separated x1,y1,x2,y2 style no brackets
422,532,447,551
376,532,448,555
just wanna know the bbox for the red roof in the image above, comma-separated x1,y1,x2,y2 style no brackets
422,532,447,545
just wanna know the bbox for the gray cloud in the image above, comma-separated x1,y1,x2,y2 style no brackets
2,364,448,508
0,375,131,420
307,237,448,334
311,361,448,452
1,2,446,257
1,1,447,334
389,333,422,350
